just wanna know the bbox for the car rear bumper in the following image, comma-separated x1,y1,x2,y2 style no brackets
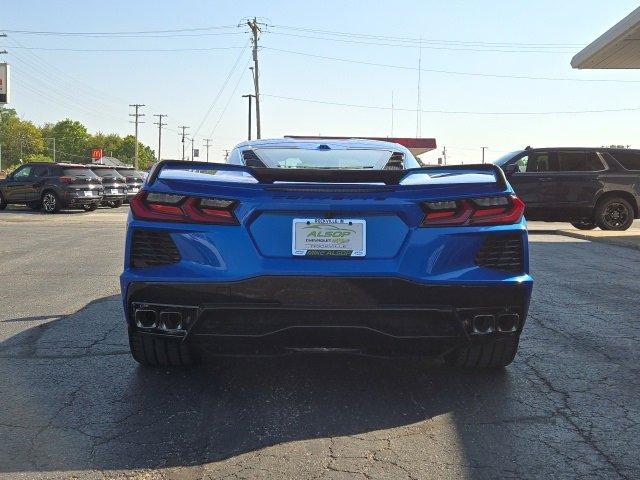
62,192,103,207
123,276,532,356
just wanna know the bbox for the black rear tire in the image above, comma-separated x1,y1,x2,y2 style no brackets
109,199,124,208
444,335,520,369
571,220,597,230
0,192,7,210
595,196,634,231
41,191,61,214
82,203,98,212
128,330,197,367
27,201,42,211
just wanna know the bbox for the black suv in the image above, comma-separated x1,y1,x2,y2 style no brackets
88,165,128,208
114,166,145,203
494,148,640,230
0,162,103,213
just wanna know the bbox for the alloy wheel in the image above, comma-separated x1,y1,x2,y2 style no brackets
601,202,628,229
42,193,56,213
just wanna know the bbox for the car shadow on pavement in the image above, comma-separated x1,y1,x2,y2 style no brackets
0,294,526,477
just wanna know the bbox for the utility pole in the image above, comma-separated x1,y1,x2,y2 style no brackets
247,18,263,139
241,94,255,140
204,138,212,162
153,114,167,162
442,146,447,165
189,138,195,161
224,149,230,161
178,126,189,161
129,104,145,169
481,146,488,164
391,91,394,137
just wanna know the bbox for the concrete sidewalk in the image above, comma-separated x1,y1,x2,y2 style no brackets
557,228,640,251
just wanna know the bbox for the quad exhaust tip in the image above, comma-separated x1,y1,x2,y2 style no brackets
496,313,520,333
134,309,157,329
472,314,495,334
159,311,183,331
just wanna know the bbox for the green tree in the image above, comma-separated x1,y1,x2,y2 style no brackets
0,114,44,169
116,135,156,169
24,153,53,163
51,119,89,163
89,132,123,158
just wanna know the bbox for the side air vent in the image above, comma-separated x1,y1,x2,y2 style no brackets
131,230,181,268
384,152,404,170
242,150,267,168
475,234,523,274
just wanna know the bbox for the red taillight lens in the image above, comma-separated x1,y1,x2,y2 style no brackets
59,176,74,184
130,191,238,225
421,195,524,226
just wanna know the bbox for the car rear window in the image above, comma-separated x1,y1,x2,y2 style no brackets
557,151,604,172
92,168,124,178
63,168,98,178
116,168,142,178
611,151,640,171
253,148,393,169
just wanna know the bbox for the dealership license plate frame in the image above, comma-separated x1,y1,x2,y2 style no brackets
83,190,93,197
110,188,119,195
292,218,366,257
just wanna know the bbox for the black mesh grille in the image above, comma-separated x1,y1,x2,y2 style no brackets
242,150,267,168
475,234,524,274
131,230,181,268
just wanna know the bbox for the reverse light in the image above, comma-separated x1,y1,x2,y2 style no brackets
130,191,238,224
421,195,525,226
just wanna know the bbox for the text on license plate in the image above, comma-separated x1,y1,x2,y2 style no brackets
83,190,93,197
292,218,366,257
110,189,119,194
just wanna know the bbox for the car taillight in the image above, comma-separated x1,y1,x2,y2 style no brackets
130,191,238,225
421,195,525,226
59,176,74,184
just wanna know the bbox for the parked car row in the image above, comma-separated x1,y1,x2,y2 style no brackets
0,162,146,213
494,147,640,230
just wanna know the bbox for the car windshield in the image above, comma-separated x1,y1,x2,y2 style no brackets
63,168,98,178
492,150,522,166
253,148,393,169
92,168,124,178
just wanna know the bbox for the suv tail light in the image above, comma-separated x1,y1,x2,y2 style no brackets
59,176,75,184
421,195,525,226
130,191,238,225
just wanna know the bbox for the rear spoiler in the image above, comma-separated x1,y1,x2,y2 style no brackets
147,160,507,188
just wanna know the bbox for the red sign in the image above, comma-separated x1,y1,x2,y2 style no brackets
91,148,103,160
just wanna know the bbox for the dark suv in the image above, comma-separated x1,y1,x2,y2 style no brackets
114,166,145,203
494,148,640,230
88,165,128,208
0,162,103,213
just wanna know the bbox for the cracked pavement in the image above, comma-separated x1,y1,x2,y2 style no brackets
0,209,638,479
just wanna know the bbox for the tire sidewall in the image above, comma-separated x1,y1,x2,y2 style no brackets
595,197,634,231
0,192,7,210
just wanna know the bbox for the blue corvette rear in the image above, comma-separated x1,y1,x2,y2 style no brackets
120,139,532,369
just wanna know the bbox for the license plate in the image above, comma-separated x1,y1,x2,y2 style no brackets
292,218,366,257
83,190,93,197
130,187,139,193
110,189,119,195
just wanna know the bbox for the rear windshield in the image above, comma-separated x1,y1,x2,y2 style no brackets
63,168,98,178
253,148,393,169
115,168,142,177
92,168,124,178
611,151,640,171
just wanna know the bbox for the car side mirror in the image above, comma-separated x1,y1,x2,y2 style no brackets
503,164,517,175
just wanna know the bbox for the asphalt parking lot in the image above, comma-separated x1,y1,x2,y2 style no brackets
0,207,638,479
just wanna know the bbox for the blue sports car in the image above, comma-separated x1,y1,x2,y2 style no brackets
121,138,532,369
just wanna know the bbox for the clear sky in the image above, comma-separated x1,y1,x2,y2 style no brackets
2,0,639,163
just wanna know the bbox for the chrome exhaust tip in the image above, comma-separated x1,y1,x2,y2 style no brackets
134,309,158,329
472,314,495,334
159,311,184,331
496,313,520,333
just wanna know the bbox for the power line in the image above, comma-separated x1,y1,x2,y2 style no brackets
208,59,252,138
266,31,574,53
1,45,247,52
192,40,249,139
262,47,640,83
269,24,584,47
0,25,239,35
262,93,640,115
